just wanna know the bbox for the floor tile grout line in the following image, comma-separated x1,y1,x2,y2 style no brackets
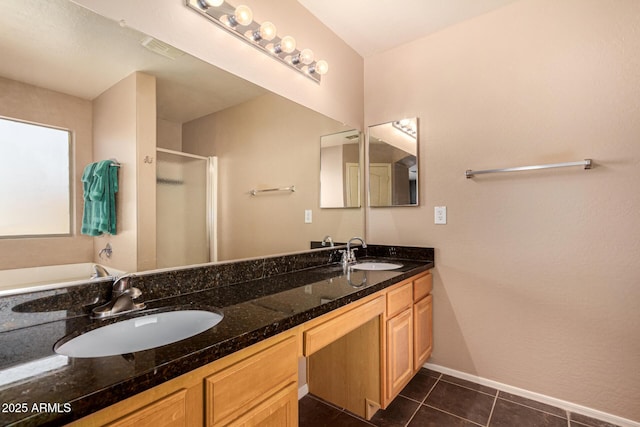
495,394,569,421
416,373,486,427
422,403,486,427
403,375,442,426
486,393,499,427
403,400,424,427
439,376,498,398
569,419,609,427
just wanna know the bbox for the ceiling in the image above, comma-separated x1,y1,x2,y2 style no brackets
0,0,522,123
297,0,521,57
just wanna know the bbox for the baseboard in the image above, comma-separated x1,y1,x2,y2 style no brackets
424,363,640,427
298,383,309,400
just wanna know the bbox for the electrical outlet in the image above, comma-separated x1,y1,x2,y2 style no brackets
435,206,447,224
304,209,312,223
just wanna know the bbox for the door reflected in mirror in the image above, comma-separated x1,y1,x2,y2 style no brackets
368,118,419,207
320,130,361,208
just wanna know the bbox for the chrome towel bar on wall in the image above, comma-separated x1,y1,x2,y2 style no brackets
465,159,592,179
250,185,296,196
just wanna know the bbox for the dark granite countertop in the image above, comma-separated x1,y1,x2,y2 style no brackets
0,248,433,426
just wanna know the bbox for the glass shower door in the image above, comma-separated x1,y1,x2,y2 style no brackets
156,149,215,269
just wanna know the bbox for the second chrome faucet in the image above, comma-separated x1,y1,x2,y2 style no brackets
341,237,367,268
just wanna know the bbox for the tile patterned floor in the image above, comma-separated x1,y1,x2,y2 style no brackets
298,368,620,427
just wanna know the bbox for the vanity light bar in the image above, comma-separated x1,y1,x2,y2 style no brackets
392,120,417,138
186,0,329,83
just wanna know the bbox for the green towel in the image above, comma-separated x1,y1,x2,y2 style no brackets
81,160,118,236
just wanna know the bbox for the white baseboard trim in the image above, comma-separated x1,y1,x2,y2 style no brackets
423,363,640,427
298,383,309,400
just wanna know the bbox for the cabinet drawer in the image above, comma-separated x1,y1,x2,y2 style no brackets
106,389,187,427
234,382,298,427
413,272,432,302
304,296,385,356
205,337,297,426
386,282,413,318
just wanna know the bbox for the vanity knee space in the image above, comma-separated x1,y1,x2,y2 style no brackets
304,270,433,418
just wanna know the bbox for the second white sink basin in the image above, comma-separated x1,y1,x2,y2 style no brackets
55,310,223,358
351,262,403,271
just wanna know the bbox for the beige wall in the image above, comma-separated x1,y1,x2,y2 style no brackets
157,118,182,151
0,77,93,269
365,0,640,421
72,0,364,129
93,72,157,272
183,93,363,260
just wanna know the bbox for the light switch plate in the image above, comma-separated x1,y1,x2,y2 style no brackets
435,206,447,224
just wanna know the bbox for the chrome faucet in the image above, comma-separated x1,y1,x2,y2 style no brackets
341,237,367,268
321,235,334,247
91,275,145,319
90,264,110,279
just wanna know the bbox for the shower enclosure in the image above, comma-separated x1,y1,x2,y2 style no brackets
156,148,217,269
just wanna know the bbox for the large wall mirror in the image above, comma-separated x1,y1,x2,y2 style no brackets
0,0,364,294
320,130,361,208
368,118,419,207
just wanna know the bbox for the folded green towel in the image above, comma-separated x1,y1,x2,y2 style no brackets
81,160,118,236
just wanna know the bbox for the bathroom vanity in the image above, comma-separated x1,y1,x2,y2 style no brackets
0,245,433,426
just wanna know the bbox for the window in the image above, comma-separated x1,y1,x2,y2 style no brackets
0,117,72,238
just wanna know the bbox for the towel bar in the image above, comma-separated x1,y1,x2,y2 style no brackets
250,185,296,196
466,159,592,179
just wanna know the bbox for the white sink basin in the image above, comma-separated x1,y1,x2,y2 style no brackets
351,262,403,271
54,310,223,358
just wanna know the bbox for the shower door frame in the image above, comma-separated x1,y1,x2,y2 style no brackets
156,148,218,264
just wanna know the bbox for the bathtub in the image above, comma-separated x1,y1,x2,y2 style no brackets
0,263,125,296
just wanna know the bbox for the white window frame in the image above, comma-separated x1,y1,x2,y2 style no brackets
0,116,73,239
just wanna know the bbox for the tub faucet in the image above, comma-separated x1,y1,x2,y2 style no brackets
321,235,334,247
341,237,367,267
98,243,112,260
91,275,145,319
91,264,110,279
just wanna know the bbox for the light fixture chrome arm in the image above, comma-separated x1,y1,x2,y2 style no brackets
186,0,329,83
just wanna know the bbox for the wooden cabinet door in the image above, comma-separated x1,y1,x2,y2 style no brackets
386,308,413,401
413,294,433,372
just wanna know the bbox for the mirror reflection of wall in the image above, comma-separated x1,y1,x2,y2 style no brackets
181,92,361,261
0,0,365,292
320,130,361,209
368,118,419,207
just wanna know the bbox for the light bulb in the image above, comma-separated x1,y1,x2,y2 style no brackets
234,5,253,26
198,0,224,9
258,21,277,41
279,36,296,53
298,48,314,65
312,59,329,75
